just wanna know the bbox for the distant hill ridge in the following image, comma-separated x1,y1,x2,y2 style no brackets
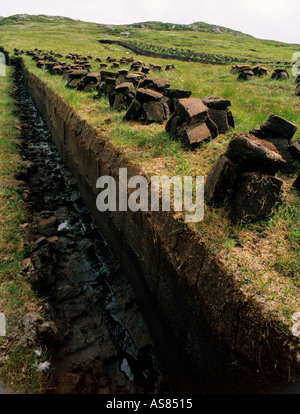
0,14,77,25
0,13,249,36
129,21,250,36
0,13,299,47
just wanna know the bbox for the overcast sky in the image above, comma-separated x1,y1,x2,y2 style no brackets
1,0,299,44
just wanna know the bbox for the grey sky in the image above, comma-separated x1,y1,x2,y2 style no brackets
1,0,299,44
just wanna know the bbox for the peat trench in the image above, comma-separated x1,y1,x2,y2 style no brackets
15,62,300,395
13,65,206,394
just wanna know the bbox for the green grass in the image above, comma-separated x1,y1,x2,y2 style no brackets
1,343,50,393
0,67,25,283
102,23,299,65
0,65,48,394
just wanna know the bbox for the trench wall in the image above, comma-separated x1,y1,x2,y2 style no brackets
20,59,300,393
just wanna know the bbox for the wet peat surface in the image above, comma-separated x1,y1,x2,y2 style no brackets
12,66,204,394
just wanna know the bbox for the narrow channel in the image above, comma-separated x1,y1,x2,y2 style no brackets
12,63,205,394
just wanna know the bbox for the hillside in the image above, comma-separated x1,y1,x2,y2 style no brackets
0,14,299,65
0,14,77,25
101,22,299,66
128,20,249,36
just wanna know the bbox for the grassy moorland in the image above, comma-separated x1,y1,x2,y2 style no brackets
0,14,299,391
100,23,299,65
0,14,299,64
